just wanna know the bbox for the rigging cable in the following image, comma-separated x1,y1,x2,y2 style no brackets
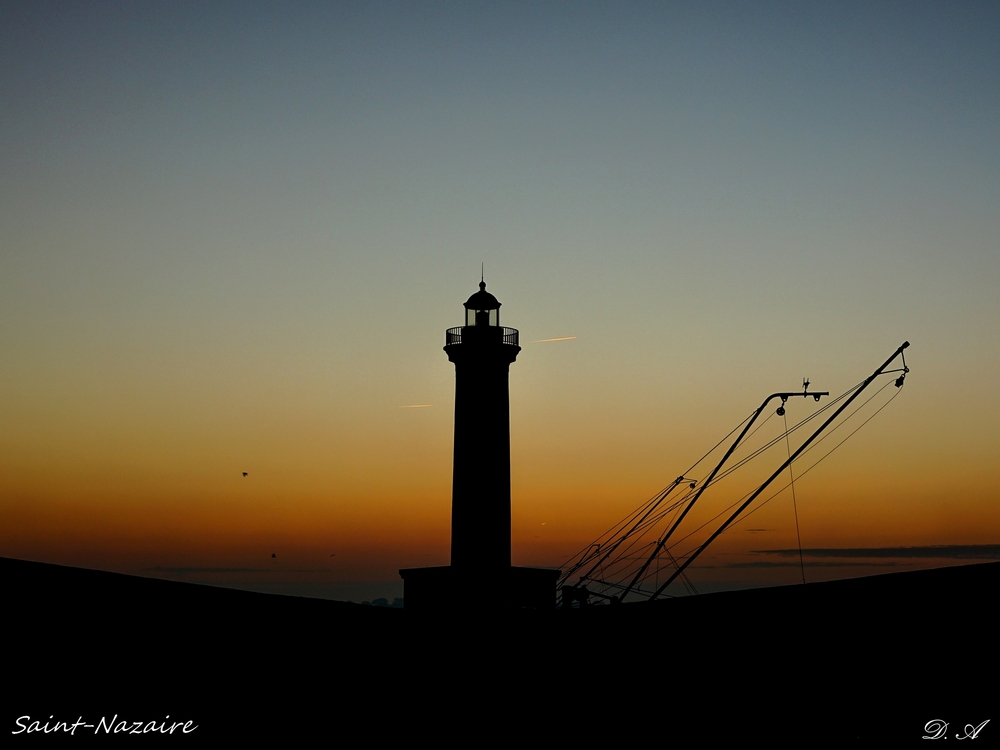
578,389,853,597
660,380,906,583
634,377,903,594
728,379,903,530
663,379,895,559
557,410,757,578
566,360,904,600
783,409,807,585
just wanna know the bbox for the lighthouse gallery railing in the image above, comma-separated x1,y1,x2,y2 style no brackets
446,326,519,347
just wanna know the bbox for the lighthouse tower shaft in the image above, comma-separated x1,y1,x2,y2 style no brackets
447,329,519,569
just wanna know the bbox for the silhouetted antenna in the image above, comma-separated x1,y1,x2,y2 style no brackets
559,341,912,606
647,341,910,601
481,263,484,284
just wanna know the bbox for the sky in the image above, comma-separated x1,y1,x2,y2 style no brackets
2,1,999,602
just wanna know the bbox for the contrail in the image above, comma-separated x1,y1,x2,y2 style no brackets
530,336,577,343
399,404,433,408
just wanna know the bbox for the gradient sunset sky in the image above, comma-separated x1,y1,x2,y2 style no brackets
2,1,998,601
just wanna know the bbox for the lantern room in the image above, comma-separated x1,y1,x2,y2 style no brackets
464,281,501,327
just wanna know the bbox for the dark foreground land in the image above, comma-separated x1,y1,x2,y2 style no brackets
5,556,997,743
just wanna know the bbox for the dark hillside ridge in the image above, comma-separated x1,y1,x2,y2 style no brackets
6,556,997,742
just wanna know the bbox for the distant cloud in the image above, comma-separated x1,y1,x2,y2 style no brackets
752,545,1000,560
530,336,577,343
725,561,901,569
398,404,432,408
744,528,772,533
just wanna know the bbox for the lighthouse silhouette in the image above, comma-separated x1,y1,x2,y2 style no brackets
399,279,560,610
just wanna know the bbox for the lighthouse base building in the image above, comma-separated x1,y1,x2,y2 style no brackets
399,281,559,611
399,565,559,611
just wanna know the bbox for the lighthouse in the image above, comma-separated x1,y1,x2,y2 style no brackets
399,279,559,610
447,280,519,570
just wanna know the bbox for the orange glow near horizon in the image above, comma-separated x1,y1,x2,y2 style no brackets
4,360,999,598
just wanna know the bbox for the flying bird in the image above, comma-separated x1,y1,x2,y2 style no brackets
271,553,276,558
242,472,248,477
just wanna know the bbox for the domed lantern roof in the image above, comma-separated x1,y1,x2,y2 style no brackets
464,281,501,327
464,281,501,311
